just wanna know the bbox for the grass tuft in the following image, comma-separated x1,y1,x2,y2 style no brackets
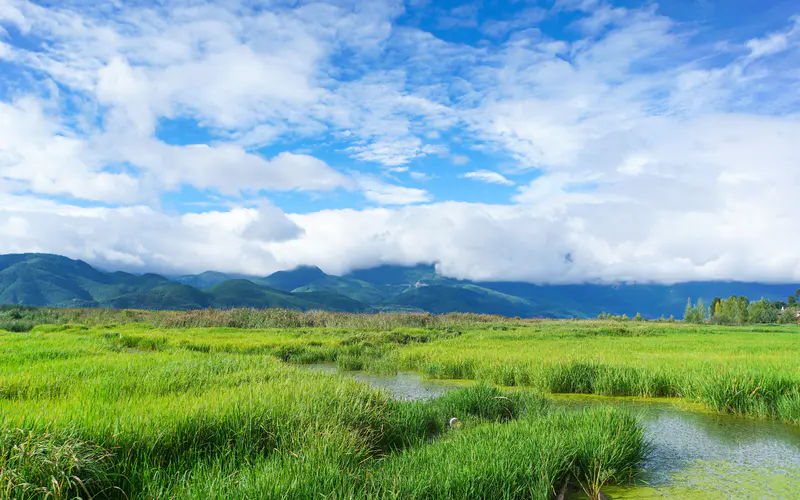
0,428,117,500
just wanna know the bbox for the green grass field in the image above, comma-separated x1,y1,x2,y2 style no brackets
1,308,798,499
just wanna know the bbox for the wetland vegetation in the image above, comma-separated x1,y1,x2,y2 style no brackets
1,306,799,498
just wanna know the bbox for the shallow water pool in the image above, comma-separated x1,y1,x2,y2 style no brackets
303,364,800,499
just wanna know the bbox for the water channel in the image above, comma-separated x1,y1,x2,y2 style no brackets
305,364,800,499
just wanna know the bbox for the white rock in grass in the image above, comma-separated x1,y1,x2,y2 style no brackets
448,417,462,429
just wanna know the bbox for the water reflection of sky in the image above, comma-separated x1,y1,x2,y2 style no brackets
304,363,470,401
302,365,800,499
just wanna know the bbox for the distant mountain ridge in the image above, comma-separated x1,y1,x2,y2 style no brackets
0,253,798,318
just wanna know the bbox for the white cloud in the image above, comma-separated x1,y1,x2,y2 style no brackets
330,72,458,167
0,98,144,203
358,178,433,205
746,16,799,59
0,0,799,285
111,142,353,195
0,0,395,211
0,0,457,175
0,96,352,201
409,171,434,181
0,0,348,136
481,8,547,38
462,170,515,186
451,155,470,165
0,195,294,275
2,106,800,283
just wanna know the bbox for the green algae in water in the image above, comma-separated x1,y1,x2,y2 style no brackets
551,394,800,499
604,462,799,499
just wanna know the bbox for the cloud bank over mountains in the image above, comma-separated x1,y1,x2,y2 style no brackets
0,0,798,283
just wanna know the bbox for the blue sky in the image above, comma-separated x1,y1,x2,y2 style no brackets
0,0,799,282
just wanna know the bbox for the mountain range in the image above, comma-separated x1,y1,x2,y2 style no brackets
1,253,798,319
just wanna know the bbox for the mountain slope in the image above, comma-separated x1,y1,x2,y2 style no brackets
292,276,391,304
1,253,798,318
173,271,241,290
254,266,328,292
206,280,315,309
291,291,365,312
387,285,572,317
0,254,170,306
345,264,439,286
103,283,212,310
206,280,365,312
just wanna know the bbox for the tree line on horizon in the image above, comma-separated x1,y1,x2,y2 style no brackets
682,289,800,325
595,289,800,325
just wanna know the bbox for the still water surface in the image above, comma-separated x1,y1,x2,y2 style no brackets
305,364,800,499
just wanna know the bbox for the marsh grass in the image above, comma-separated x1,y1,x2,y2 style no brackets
0,306,512,332
1,311,798,497
0,325,651,499
3,313,799,423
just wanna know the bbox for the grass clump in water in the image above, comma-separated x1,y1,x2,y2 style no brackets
366,407,647,500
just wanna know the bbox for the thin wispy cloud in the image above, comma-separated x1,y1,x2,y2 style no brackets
462,170,515,186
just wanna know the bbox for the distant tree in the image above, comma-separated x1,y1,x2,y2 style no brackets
684,297,707,324
710,295,750,325
684,297,694,323
621,314,629,321
668,315,675,322
660,314,666,322
597,312,607,320
748,299,779,324
712,301,724,324
694,298,707,324
779,308,798,324
789,296,798,306
633,312,644,321
710,297,721,318
733,296,749,325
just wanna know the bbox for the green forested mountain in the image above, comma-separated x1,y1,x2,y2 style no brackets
0,254,171,307
253,266,328,291
291,276,391,304
205,280,316,309
290,291,365,312
0,255,362,312
345,264,440,286
102,283,212,310
1,253,799,318
390,285,551,317
172,271,241,290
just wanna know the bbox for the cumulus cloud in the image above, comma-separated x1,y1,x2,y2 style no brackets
0,97,352,201
114,143,353,195
0,195,292,275
0,98,145,203
0,0,799,284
